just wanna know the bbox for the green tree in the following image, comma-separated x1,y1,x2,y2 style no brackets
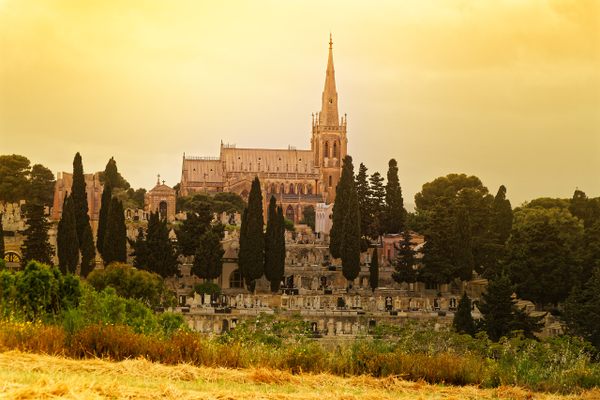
0,154,30,203
301,205,315,231
369,247,379,292
383,159,406,234
491,185,513,243
581,220,600,282
96,183,112,257
57,195,79,274
130,227,149,270
192,229,224,280
100,157,130,189
453,206,474,281
143,212,179,278
0,214,4,260
71,152,90,246
238,177,264,292
175,202,212,257
28,164,55,207
330,155,356,259
264,197,286,292
479,275,543,342
453,292,476,336
16,261,59,320
505,206,583,306
102,197,127,265
339,156,361,285
369,171,386,237
87,262,173,308
393,230,417,284
563,267,600,350
356,163,373,241
80,223,96,277
20,203,54,266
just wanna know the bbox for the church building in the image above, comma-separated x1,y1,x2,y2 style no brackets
179,36,348,223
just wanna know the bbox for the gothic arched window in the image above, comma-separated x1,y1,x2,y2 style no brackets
289,183,295,194
324,142,329,158
328,175,333,187
333,142,338,158
280,183,285,194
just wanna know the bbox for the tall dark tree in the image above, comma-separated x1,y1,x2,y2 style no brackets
96,183,112,257
144,212,179,278
330,157,354,259
336,156,361,285
369,247,379,292
102,197,127,265
383,159,406,234
101,157,130,189
564,267,600,350
491,185,513,244
420,203,455,285
57,195,79,274
129,227,149,269
453,206,474,281
176,202,212,256
479,275,543,342
265,196,285,292
301,205,315,231
581,220,600,282
20,204,54,266
238,177,264,292
393,230,417,284
356,163,373,241
192,230,224,280
0,155,30,203
0,213,4,259
369,171,386,237
80,223,96,277
71,152,90,245
28,164,55,207
453,292,476,336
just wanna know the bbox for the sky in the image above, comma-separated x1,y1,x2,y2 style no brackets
1,0,599,208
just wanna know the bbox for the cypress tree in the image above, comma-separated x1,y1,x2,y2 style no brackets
453,206,474,281
145,212,179,278
20,203,54,266
369,171,385,237
330,155,354,259
238,177,264,292
102,197,127,265
393,230,417,284
57,195,79,274
80,223,96,277
339,157,361,285
130,227,149,269
96,183,112,257
265,196,285,292
0,213,5,260
102,157,129,189
369,247,379,292
175,202,212,256
192,230,224,280
71,152,90,245
383,158,406,234
453,292,476,336
492,185,513,243
356,163,373,241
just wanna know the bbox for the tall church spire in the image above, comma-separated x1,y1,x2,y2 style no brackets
320,33,339,126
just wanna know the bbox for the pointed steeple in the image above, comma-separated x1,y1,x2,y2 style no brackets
319,33,339,126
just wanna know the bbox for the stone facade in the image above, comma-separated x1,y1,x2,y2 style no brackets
144,178,177,221
51,171,103,222
180,37,347,223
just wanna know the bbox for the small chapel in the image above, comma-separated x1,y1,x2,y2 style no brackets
179,35,348,223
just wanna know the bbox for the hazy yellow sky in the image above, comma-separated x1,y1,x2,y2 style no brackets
1,0,599,207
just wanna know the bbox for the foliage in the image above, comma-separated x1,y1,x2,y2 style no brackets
264,196,285,292
0,213,5,259
505,205,583,306
479,275,544,342
178,192,246,215
57,195,79,274
0,154,31,203
71,153,90,248
453,292,476,336
300,205,315,231
28,164,55,206
238,177,264,292
383,159,406,234
134,212,179,278
393,230,417,284
102,197,127,265
87,263,173,308
193,281,221,296
192,229,224,280
20,203,54,267
369,247,379,292
96,183,112,257
355,163,374,240
564,267,600,351
80,222,96,277
175,202,212,256
99,157,130,189
369,171,386,237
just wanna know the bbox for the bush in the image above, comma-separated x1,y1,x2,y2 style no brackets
193,282,221,297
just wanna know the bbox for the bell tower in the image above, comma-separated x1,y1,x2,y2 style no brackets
311,34,347,204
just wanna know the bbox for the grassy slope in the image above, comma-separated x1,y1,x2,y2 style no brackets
0,351,598,400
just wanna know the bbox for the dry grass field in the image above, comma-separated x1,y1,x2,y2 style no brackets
0,351,598,400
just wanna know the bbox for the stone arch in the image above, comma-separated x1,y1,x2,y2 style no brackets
307,184,313,194
280,183,285,194
159,201,168,220
4,251,22,271
324,141,329,158
285,205,295,222
229,269,244,288
289,183,295,194
333,141,338,158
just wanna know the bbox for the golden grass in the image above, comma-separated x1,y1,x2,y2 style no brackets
0,350,598,400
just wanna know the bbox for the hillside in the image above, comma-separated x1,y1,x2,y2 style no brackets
1,351,597,400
